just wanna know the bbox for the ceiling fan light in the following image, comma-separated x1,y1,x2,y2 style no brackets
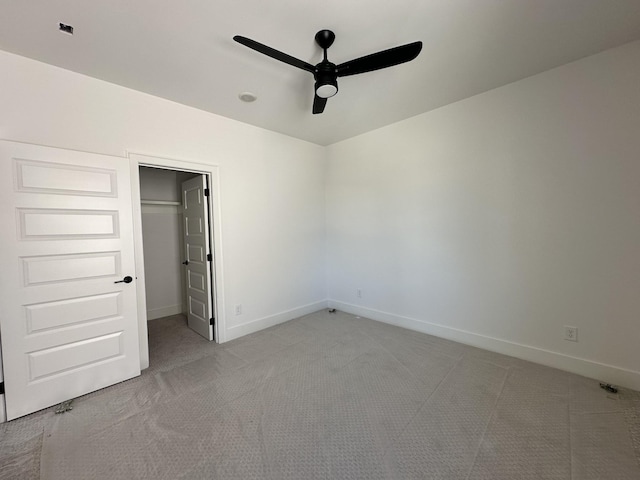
315,81,338,98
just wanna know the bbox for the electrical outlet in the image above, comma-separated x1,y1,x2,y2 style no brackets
564,326,578,342
234,304,242,316
356,289,362,298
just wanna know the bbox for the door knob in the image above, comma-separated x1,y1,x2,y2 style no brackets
182,260,189,265
114,276,133,284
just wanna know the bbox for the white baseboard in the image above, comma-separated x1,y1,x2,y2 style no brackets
329,300,640,391
147,304,183,321
224,300,329,342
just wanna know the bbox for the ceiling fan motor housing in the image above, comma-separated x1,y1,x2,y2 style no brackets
314,62,338,98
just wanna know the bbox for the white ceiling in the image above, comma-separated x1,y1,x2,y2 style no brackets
2,1,640,145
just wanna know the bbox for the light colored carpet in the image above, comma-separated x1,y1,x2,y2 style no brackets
1,309,639,479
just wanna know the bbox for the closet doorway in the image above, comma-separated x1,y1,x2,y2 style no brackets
138,165,217,345
129,153,225,371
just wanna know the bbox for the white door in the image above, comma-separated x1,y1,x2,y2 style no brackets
0,141,141,420
181,176,214,341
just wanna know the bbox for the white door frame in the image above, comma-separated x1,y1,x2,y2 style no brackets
128,153,226,370
0,337,5,423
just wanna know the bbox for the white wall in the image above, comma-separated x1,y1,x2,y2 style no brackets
0,50,327,342
141,204,183,319
326,40,640,389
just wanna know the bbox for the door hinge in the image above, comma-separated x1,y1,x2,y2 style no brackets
210,317,215,326
0,382,4,395
204,188,210,197
207,253,212,262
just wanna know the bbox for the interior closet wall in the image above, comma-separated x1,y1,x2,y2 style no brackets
139,167,199,320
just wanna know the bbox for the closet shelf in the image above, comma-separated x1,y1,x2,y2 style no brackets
141,200,181,206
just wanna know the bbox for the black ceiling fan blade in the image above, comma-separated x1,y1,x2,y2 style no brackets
233,36,315,74
336,41,422,77
312,95,327,114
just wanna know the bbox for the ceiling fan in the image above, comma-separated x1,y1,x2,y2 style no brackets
233,30,422,114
